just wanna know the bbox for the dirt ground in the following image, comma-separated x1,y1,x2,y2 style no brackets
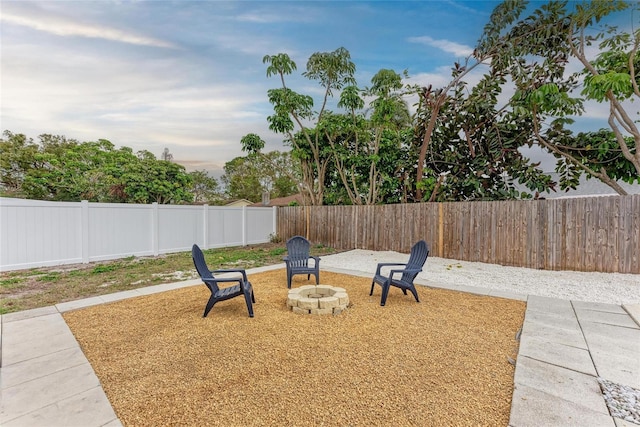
63,269,525,427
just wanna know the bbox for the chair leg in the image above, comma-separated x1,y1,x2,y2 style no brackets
315,272,319,285
380,282,391,306
408,285,420,303
287,271,292,289
369,280,375,296
244,289,254,318
203,296,217,318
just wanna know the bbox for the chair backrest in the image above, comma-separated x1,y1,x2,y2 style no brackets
286,236,311,267
192,244,219,293
402,240,430,283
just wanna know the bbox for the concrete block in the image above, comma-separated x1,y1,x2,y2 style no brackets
524,309,581,330
517,335,597,376
297,298,319,310
310,308,333,315
1,347,88,389
589,348,640,389
526,296,574,317
1,306,59,323
521,319,587,349
623,303,640,327
3,386,118,427
334,292,349,305
575,309,639,328
0,363,100,423
319,296,339,309
509,383,615,427
572,301,627,314
513,356,608,415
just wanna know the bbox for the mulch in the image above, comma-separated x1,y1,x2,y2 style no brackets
63,269,525,426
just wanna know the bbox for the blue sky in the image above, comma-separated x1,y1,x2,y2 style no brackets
0,1,633,178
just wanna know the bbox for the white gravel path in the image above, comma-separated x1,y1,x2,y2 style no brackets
321,249,640,305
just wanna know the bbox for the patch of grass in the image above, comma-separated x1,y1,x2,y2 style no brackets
0,277,24,288
91,264,120,274
0,242,339,315
268,247,286,256
36,273,61,282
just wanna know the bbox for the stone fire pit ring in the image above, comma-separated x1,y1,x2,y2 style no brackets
287,284,349,315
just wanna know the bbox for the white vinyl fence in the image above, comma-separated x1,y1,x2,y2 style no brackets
0,198,277,272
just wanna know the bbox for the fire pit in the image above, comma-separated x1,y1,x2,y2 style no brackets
287,284,349,315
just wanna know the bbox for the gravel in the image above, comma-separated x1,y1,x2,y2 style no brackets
598,378,640,424
320,250,640,305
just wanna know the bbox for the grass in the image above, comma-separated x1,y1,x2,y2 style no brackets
0,242,339,315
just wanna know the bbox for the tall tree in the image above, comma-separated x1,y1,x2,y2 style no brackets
264,48,356,205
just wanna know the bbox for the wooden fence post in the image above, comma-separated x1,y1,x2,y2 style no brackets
438,203,444,257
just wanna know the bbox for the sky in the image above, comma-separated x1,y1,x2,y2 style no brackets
1,0,636,180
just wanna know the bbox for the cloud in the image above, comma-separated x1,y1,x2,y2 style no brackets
1,10,177,49
408,36,474,58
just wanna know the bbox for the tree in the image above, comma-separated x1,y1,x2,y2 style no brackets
413,61,555,201
412,0,529,200
0,131,39,197
188,170,221,204
222,147,300,203
488,0,639,194
264,48,356,205
161,147,174,162
121,150,193,204
0,131,194,203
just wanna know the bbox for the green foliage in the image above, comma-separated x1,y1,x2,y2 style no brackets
0,131,195,203
0,277,24,288
188,170,221,204
240,133,266,155
91,264,120,274
222,150,299,202
485,0,640,192
36,273,61,282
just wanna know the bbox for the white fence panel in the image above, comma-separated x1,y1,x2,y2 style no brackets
0,198,276,272
206,206,244,247
88,203,154,261
247,207,276,244
157,205,203,254
0,198,82,270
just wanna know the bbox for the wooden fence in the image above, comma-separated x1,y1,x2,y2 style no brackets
277,195,640,274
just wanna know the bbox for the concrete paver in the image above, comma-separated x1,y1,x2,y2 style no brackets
1,266,638,427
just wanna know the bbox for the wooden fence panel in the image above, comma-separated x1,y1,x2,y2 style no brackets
276,195,640,274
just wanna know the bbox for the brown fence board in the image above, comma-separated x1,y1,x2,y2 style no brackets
276,195,640,273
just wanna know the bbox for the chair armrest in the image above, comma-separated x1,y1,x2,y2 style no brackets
388,267,422,279
375,262,407,275
212,269,248,282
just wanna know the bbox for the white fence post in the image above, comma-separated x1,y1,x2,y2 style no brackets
272,206,277,238
152,202,159,256
81,200,89,264
242,206,247,246
203,204,209,249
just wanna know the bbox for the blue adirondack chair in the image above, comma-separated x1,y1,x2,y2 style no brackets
370,240,429,306
283,236,320,288
192,244,255,317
